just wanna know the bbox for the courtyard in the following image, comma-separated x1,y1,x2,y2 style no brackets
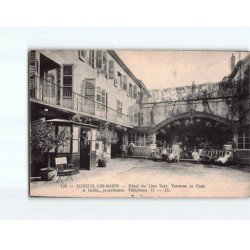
30,158,250,198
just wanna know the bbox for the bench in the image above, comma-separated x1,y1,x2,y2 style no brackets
55,157,74,184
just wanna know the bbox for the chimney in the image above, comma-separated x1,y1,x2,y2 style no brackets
231,53,235,72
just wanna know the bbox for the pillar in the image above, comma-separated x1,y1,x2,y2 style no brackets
152,132,156,145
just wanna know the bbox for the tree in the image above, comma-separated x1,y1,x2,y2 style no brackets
30,122,71,169
97,122,118,151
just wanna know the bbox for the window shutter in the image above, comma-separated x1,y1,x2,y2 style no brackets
79,50,86,61
29,50,36,88
85,79,95,113
96,50,103,69
133,85,138,99
129,83,132,97
114,78,118,87
122,75,127,90
108,60,115,79
56,67,61,85
56,67,62,105
134,112,138,125
89,50,95,68
103,51,108,78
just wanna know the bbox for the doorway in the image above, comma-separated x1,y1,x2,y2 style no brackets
80,128,90,170
111,130,124,158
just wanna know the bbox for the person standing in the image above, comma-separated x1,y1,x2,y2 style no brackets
120,143,127,159
128,141,135,156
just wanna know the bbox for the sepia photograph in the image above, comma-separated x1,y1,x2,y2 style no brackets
29,49,250,198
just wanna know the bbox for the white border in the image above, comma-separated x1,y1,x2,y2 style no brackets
0,27,250,220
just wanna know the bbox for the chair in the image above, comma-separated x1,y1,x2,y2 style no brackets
55,157,74,184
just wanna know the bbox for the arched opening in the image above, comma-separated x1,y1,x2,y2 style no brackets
153,112,236,157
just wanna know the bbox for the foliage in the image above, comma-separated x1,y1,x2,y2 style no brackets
30,122,71,153
71,114,83,123
97,122,119,146
97,151,110,163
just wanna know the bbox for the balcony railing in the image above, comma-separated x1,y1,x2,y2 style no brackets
30,75,132,127
156,147,228,159
202,149,227,158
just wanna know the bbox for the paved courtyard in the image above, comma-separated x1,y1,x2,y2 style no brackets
30,158,250,198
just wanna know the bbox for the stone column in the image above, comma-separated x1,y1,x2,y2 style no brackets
152,132,156,144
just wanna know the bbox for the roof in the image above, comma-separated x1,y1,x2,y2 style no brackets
108,50,151,97
46,119,98,128
226,53,250,80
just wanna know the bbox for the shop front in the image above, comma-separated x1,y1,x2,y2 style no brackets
48,119,98,171
30,119,98,177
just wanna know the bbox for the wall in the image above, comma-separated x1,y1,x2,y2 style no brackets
139,99,231,127
36,50,143,124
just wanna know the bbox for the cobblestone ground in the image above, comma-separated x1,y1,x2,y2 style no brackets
30,158,250,198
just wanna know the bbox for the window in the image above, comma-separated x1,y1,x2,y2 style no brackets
96,87,106,110
117,71,122,89
133,85,138,99
129,110,134,124
79,50,86,62
103,51,108,78
108,60,115,79
136,90,141,102
85,79,95,106
63,65,73,97
96,50,103,69
129,83,133,97
122,75,128,90
89,50,95,68
134,112,138,125
139,112,144,126
72,126,79,153
57,126,71,153
44,73,55,97
116,100,123,117
238,126,250,149
128,133,151,146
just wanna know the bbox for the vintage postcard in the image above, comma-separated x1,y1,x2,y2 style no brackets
29,50,250,198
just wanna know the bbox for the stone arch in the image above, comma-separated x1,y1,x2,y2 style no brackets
151,111,237,133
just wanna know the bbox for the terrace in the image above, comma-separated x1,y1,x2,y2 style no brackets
30,75,132,127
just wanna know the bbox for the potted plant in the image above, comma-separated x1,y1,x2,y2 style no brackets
30,121,71,181
97,152,110,167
